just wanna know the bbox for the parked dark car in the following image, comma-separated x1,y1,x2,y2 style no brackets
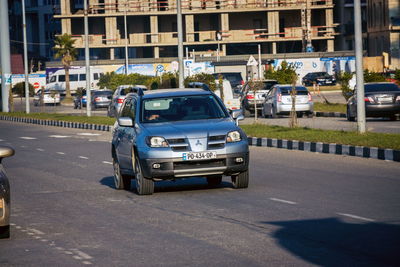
347,82,400,121
302,72,336,86
213,72,244,96
0,146,15,239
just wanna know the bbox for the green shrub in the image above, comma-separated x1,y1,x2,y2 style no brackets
184,73,217,91
97,72,153,91
364,69,386,83
264,61,297,84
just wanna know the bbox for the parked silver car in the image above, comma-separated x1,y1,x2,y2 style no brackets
0,146,15,239
261,85,314,118
107,85,147,117
111,88,249,195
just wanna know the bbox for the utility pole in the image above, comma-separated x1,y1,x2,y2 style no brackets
354,0,366,133
0,0,11,112
124,0,129,75
258,44,262,80
177,0,184,88
84,0,91,116
22,0,30,113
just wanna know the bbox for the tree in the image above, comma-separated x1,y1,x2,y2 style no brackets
393,69,400,85
184,73,217,91
265,61,298,84
12,82,35,104
53,33,77,101
336,71,354,101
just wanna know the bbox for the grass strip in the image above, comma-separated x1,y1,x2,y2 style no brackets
314,102,346,113
0,112,115,125
240,123,400,150
2,112,399,150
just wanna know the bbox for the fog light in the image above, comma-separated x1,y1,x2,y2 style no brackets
235,157,244,163
152,163,161,169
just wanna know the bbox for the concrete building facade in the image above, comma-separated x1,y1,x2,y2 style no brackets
367,0,400,69
55,0,336,60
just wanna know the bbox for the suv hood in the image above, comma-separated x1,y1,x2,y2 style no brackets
142,118,238,139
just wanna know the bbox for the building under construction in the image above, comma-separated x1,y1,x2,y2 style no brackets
55,0,336,60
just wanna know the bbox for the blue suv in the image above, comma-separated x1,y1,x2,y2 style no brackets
111,88,249,195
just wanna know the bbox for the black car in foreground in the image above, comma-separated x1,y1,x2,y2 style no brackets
302,72,336,86
347,82,400,121
0,146,15,239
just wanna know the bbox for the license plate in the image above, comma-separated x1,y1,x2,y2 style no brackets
325,81,332,84
183,151,217,161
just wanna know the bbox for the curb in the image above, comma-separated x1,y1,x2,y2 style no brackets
314,111,346,118
1,115,398,162
248,137,400,162
0,115,111,132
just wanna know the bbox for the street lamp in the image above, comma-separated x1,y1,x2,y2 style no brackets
176,0,184,88
84,0,91,116
124,0,129,75
22,0,30,114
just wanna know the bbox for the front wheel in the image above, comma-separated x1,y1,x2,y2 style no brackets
0,225,10,239
113,157,131,190
347,107,355,121
135,157,154,195
207,175,222,186
231,170,249,189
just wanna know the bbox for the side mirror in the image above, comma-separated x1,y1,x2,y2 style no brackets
118,117,133,127
0,146,15,163
231,109,245,125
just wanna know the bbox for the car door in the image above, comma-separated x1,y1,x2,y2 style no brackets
118,97,138,170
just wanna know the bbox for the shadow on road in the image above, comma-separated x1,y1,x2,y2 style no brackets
263,217,400,266
99,176,232,193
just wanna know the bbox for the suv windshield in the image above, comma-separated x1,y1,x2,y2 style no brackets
141,95,228,123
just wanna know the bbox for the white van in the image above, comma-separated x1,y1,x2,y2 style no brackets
46,67,104,95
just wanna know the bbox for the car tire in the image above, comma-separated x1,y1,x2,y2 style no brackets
231,170,249,189
347,107,355,121
135,156,154,195
297,112,303,118
207,175,222,186
0,225,10,239
271,106,277,118
244,109,251,117
113,157,131,190
307,112,314,118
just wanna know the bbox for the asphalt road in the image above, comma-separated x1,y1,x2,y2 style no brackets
0,121,399,266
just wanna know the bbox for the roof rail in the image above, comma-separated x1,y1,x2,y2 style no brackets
188,82,211,91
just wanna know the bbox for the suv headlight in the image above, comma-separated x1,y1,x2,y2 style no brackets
226,131,241,142
147,136,168,147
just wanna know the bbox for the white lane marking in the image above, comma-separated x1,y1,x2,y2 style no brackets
40,239,48,242
0,139,4,142
102,161,112,165
36,148,45,152
56,152,65,155
79,156,89,159
77,133,101,136
82,261,93,265
49,135,71,138
270,198,297,205
29,229,45,235
337,213,375,222
20,145,26,148
20,136,37,140
72,249,93,260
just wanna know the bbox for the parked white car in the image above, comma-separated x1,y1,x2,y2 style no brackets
33,89,61,106
262,84,314,118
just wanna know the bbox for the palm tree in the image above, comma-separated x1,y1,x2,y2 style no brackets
53,33,77,101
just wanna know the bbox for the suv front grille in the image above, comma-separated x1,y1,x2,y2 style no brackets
167,135,226,151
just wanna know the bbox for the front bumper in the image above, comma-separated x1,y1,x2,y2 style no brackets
0,167,10,227
139,152,249,179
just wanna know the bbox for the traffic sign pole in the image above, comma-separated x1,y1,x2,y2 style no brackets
0,0,11,112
